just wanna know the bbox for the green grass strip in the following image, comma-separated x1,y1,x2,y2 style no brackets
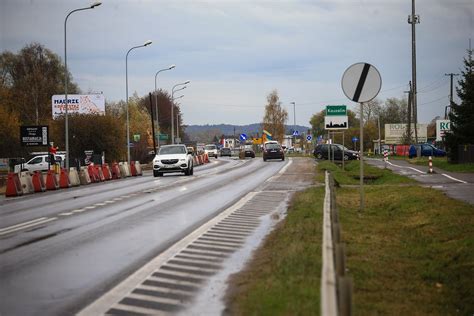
338,185,474,315
225,187,325,315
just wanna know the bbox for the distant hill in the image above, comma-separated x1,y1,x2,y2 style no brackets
185,123,310,142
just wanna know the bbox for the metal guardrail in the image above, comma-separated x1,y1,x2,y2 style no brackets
321,170,353,316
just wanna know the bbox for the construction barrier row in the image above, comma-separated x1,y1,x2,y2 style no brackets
5,161,143,197
193,153,211,167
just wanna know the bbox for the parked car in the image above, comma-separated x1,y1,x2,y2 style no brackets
263,142,285,161
153,144,194,177
220,147,232,157
313,144,359,161
244,145,255,158
409,144,446,158
204,144,218,158
14,154,65,173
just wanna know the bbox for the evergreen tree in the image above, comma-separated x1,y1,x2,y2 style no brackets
445,49,474,162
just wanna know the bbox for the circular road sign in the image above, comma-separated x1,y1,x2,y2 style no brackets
341,62,382,103
306,135,312,141
239,133,247,141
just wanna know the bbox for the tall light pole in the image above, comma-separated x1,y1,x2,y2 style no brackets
154,64,175,146
408,0,420,143
125,40,152,165
171,81,189,144
290,102,296,148
173,95,184,143
64,1,102,169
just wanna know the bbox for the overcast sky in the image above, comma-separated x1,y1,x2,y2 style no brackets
1,0,473,126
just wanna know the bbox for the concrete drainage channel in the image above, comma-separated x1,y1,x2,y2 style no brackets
79,190,292,315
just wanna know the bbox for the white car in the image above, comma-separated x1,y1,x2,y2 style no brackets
14,154,65,173
153,144,194,177
204,144,218,158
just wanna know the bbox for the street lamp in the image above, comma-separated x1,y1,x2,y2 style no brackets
154,64,176,146
173,95,184,143
290,102,296,148
171,81,190,144
64,1,102,169
125,40,152,165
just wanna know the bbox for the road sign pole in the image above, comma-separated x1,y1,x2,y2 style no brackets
342,131,345,171
359,102,364,212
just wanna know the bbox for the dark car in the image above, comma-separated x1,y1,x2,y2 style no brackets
313,144,359,161
263,142,284,161
409,144,446,158
244,146,255,158
220,147,232,157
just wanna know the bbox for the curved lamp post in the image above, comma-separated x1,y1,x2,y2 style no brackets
171,81,190,144
125,40,152,165
154,64,175,146
64,1,102,169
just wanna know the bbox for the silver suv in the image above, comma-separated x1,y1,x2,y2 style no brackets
153,145,194,177
204,144,218,158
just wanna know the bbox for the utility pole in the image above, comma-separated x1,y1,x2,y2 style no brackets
444,73,459,119
408,0,420,143
404,81,413,143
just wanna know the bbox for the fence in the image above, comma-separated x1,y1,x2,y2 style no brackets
321,171,353,316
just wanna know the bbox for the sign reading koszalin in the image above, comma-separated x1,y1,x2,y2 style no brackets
341,63,382,103
325,105,348,130
52,94,105,119
385,123,427,144
20,125,49,146
436,120,451,141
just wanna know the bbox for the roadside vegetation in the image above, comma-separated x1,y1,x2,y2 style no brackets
227,160,474,315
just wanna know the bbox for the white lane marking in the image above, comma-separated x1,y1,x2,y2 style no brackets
0,217,48,232
386,161,425,174
72,209,86,213
94,203,106,206
104,200,114,204
0,217,58,236
441,173,468,184
59,212,74,216
84,206,96,210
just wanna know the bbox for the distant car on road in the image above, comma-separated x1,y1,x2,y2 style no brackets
204,144,218,158
409,144,446,158
313,144,359,161
263,142,284,161
220,147,232,157
153,144,194,177
244,145,255,158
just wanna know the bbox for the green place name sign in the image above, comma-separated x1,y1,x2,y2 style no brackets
159,134,169,140
326,105,347,116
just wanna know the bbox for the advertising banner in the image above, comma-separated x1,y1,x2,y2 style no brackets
385,123,427,144
436,120,450,141
20,125,49,146
52,94,105,119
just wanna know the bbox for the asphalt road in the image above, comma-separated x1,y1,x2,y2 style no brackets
0,157,287,316
366,158,474,205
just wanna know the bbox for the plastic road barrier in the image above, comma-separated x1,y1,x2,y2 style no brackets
45,170,59,190
79,167,91,185
111,162,121,179
19,171,35,194
5,173,23,197
32,171,46,192
59,168,71,189
69,168,81,186
134,161,143,176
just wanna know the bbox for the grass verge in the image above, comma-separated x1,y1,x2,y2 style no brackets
338,185,474,315
407,156,474,173
225,186,325,315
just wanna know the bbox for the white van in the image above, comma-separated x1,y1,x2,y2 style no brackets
14,154,65,173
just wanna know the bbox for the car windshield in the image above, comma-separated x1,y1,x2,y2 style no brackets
158,146,186,155
334,144,350,151
266,143,280,149
205,145,216,150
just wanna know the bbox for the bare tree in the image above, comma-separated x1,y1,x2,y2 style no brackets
262,90,288,143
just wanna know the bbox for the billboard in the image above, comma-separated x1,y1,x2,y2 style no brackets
436,120,450,141
385,123,427,144
52,94,105,119
20,125,49,146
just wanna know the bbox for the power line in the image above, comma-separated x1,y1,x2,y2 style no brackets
418,95,449,106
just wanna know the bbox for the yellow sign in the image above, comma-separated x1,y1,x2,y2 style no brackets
252,137,262,145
